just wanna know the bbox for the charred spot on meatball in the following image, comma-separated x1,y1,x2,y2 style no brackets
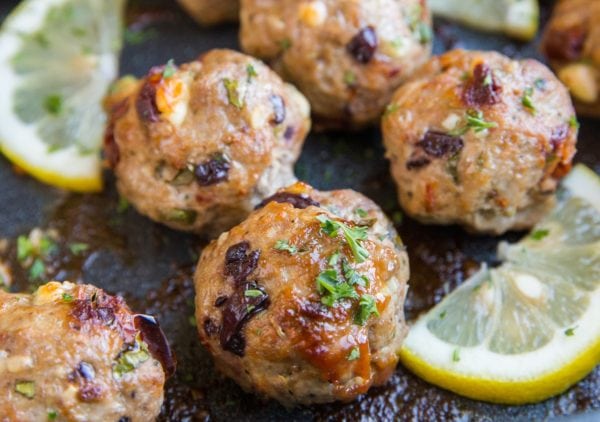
270,94,286,125
136,81,160,123
203,317,220,337
224,242,260,284
462,63,502,107
417,131,464,158
346,26,378,64
406,156,432,170
256,192,320,210
134,314,176,378
219,282,270,356
71,293,123,327
194,154,231,186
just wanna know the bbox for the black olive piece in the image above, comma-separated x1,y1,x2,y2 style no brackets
195,155,231,186
224,242,260,285
346,26,378,64
255,192,320,210
134,314,177,378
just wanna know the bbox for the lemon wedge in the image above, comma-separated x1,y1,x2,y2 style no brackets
429,0,539,41
0,0,125,192
400,164,600,404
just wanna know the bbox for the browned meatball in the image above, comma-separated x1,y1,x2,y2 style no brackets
0,282,174,421
541,0,600,117
194,182,409,406
104,49,310,236
382,50,578,234
240,0,432,128
177,0,239,26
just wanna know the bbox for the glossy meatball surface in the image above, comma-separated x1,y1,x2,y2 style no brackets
240,0,432,128
0,282,173,422
194,182,409,406
382,49,578,234
177,0,239,26
104,49,310,236
541,0,600,117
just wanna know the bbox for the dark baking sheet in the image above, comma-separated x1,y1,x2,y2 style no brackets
1,0,599,420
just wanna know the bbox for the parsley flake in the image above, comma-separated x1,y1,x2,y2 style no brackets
355,295,379,325
246,64,258,80
347,347,360,361
465,110,498,132
29,258,45,280
344,70,357,86
162,59,177,78
274,240,298,255
62,293,73,303
452,349,460,362
384,103,400,117
113,335,150,379
15,380,35,399
565,326,577,336
69,242,89,255
17,235,33,262
317,215,369,263
316,269,359,307
342,258,368,287
521,87,536,114
355,208,368,218
47,410,58,420
569,116,580,129
44,95,63,115
223,78,243,109
530,229,550,241
244,289,265,298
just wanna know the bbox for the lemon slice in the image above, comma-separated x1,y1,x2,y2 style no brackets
428,0,539,41
400,164,600,404
0,0,125,192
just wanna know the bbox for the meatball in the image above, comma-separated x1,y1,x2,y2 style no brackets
240,0,432,128
177,0,239,26
541,0,600,117
104,49,310,236
0,281,174,421
194,182,409,406
382,50,578,234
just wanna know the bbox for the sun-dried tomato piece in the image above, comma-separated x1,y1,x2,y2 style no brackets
347,26,378,64
462,63,502,107
417,131,464,158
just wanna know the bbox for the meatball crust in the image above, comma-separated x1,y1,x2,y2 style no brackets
240,0,432,128
0,282,173,422
177,0,239,26
541,0,600,117
382,49,578,234
105,49,311,236
194,182,409,406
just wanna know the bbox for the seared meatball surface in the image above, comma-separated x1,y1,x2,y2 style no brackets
195,182,409,406
0,282,173,422
541,0,600,117
177,0,239,26
105,49,310,236
240,0,432,128
382,50,577,234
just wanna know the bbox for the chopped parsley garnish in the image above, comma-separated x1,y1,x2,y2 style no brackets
384,103,399,117
113,335,150,379
328,251,341,266
246,64,258,80
47,410,58,420
465,110,498,132
278,38,292,50
347,347,360,361
344,70,357,86
124,28,157,45
342,258,368,287
355,208,368,218
392,211,403,225
482,72,493,86
530,229,550,241
29,258,45,280
416,22,432,44
452,348,460,362
565,326,577,336
117,197,130,213
446,151,461,184
69,242,89,255
569,116,580,129
223,78,243,109
162,59,176,78
439,310,447,319
354,295,379,325
188,315,197,327
15,380,35,398
521,87,536,114
44,95,63,115
274,240,298,255
316,269,359,307
17,235,33,262
244,289,265,298
62,293,73,303
317,215,369,263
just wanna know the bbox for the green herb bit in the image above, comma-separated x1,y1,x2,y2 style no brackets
565,326,577,336
415,21,432,44
439,310,447,319
44,95,63,115
482,72,493,86
342,258,368,287
328,251,341,266
39,236,57,257
188,315,197,327
62,293,74,303
278,38,292,50
15,380,35,398
274,240,298,255
246,64,258,81
244,289,265,298
29,258,45,280
530,228,550,241
162,59,177,78
452,348,460,362
113,335,150,379
69,242,89,256
124,28,157,45
569,116,580,129
47,410,58,420
354,295,379,325
355,208,368,218
117,197,130,213
17,235,33,262
384,103,399,117
465,110,498,132
392,211,403,225
347,347,360,361
165,209,197,225
316,215,369,263
534,78,546,90
446,151,461,184
316,269,358,307
521,87,536,114
223,78,243,109
343,70,357,86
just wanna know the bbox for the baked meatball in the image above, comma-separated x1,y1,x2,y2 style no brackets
177,0,239,26
541,0,600,117
240,0,432,128
104,49,310,236
0,281,174,421
382,49,578,234
194,182,409,406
